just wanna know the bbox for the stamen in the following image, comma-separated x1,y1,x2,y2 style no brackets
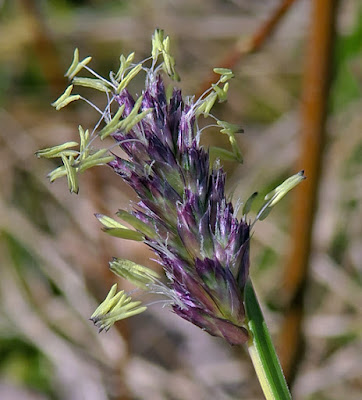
83,65,117,90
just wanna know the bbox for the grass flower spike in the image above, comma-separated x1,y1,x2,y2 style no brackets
107,74,251,345
38,29,305,399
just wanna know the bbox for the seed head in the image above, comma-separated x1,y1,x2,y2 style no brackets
37,30,305,345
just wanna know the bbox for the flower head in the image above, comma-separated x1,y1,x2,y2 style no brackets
106,73,251,344
37,30,305,346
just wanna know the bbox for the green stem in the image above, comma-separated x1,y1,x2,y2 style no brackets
244,279,291,400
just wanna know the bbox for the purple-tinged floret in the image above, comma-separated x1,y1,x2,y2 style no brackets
108,71,250,345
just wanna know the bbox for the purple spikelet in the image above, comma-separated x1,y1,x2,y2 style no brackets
38,31,305,346
109,74,250,345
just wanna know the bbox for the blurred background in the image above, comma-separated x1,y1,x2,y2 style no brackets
0,0,361,399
